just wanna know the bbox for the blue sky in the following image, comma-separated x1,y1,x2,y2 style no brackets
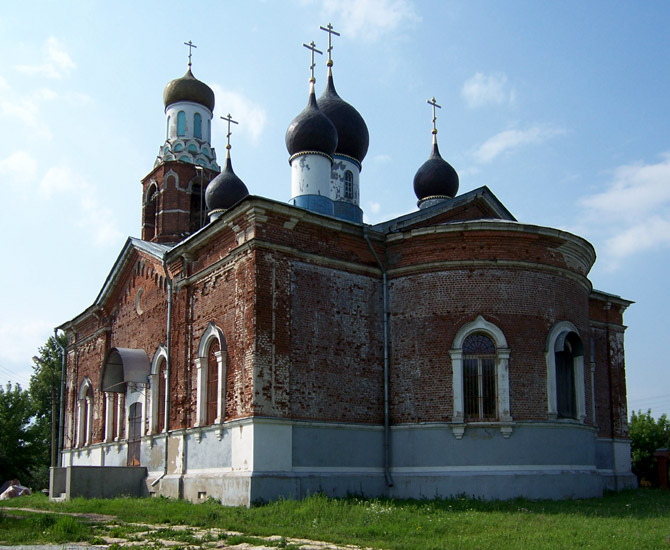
1,1,669,417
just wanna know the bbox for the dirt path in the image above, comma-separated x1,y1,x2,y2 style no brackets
0,506,374,550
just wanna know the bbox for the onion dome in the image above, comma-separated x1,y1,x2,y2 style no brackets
205,155,248,214
413,138,459,202
163,69,215,112
286,82,338,157
317,71,369,163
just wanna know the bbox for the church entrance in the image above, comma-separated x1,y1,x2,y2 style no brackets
127,402,142,466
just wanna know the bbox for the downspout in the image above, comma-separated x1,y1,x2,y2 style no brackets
364,228,393,488
153,255,173,487
54,329,66,466
604,301,618,491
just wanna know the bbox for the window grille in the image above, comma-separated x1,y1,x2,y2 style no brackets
463,333,497,420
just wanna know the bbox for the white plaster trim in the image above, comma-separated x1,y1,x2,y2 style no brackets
450,316,512,438
195,323,227,428
149,346,168,435
545,321,586,422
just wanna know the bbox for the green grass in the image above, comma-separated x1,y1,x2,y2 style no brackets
0,508,100,545
1,489,670,549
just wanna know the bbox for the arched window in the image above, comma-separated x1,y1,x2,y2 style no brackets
143,184,158,241
195,323,227,428
76,378,93,447
206,339,219,425
149,346,168,435
450,315,513,439
177,111,186,137
545,322,586,422
166,115,171,139
194,113,202,139
344,170,354,199
463,333,497,420
189,183,204,233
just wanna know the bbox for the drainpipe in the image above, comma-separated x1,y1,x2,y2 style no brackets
153,256,173,487
604,301,618,491
364,228,393,488
54,330,66,466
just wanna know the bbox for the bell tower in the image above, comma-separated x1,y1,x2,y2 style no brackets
141,42,220,243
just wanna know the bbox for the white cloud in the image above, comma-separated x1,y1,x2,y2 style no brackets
462,72,515,108
372,154,392,164
369,201,381,214
39,165,87,198
15,36,76,79
577,154,670,269
0,151,38,181
603,216,670,263
320,0,421,42
0,75,9,90
38,164,123,246
473,125,565,164
580,154,670,222
77,196,124,246
210,85,267,145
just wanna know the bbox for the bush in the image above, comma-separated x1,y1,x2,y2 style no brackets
629,409,670,486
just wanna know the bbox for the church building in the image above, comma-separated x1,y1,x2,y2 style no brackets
51,30,636,505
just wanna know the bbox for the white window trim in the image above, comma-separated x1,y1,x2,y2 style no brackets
449,315,512,439
148,346,168,435
545,321,586,423
195,323,227,433
76,377,93,447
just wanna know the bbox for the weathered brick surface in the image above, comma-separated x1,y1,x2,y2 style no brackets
60,195,630,451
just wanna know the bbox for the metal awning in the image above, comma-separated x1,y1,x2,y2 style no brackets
100,348,150,392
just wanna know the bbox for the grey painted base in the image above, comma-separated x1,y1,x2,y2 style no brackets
57,419,636,506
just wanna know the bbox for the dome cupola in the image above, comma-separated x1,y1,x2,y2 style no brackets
318,71,369,163
163,68,215,113
206,114,248,220
205,156,248,218
156,43,219,171
287,40,338,218
285,80,338,158
414,97,459,209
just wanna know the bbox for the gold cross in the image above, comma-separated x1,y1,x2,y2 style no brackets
220,114,239,150
427,97,442,135
184,40,197,68
302,41,323,82
319,23,340,67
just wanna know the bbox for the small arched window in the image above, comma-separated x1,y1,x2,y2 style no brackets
194,113,202,139
157,358,167,432
195,323,227,427
206,339,220,425
463,334,497,420
450,315,513,438
344,170,354,199
77,378,93,447
545,322,586,422
177,111,186,137
166,116,171,139
143,184,158,241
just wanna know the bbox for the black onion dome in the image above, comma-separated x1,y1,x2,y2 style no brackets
317,74,369,163
205,156,249,212
163,69,215,112
285,87,338,156
413,141,459,201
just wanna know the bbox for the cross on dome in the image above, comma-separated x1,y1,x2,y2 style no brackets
319,23,340,67
302,41,323,83
427,97,441,135
220,113,239,152
184,40,197,68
